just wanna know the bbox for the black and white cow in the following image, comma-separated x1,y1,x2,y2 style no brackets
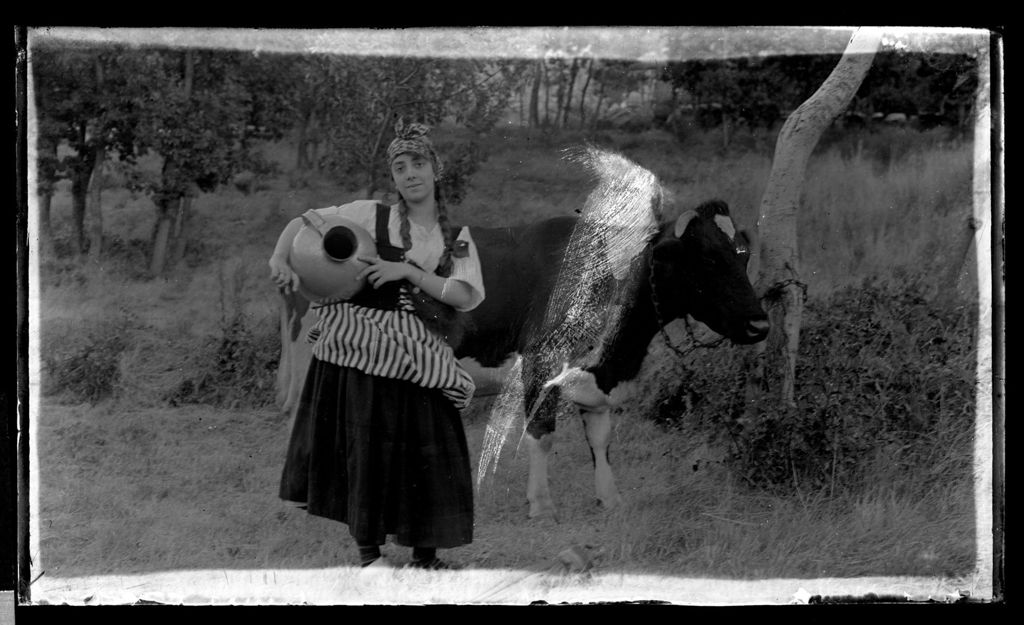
276,199,768,518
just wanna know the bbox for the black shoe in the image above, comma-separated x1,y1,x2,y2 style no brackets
358,556,394,576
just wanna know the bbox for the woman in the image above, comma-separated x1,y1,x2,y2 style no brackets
268,121,485,570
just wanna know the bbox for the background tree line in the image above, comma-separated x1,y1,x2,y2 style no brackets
31,39,976,276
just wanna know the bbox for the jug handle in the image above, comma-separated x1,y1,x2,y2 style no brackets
300,209,328,238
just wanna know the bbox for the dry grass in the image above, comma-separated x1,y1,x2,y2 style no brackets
32,395,975,604
799,143,974,295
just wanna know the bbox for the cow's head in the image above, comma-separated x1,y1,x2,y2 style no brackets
651,199,769,344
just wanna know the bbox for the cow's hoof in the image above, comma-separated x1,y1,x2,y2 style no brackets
528,501,559,522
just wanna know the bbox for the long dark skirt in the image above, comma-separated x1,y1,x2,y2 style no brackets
279,358,474,549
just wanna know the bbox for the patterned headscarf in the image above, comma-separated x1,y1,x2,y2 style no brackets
386,119,444,177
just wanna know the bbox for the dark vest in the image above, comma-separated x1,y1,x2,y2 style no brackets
347,203,472,349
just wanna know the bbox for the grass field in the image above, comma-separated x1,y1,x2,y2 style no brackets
28,124,987,605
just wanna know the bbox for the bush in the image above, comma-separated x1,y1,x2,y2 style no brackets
658,277,977,494
101,235,152,279
164,310,281,409
41,314,138,404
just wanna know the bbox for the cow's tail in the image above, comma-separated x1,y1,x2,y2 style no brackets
275,289,310,413
275,291,293,410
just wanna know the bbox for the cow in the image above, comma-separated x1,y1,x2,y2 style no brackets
275,197,769,519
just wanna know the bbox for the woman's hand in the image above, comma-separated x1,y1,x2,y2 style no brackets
269,255,300,293
356,256,413,289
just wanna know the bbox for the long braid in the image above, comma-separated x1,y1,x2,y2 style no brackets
397,188,455,277
397,199,414,253
435,185,455,278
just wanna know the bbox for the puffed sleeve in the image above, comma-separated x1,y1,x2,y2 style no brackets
449,227,486,312
312,199,379,233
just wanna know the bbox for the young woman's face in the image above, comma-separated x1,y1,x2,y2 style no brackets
390,153,435,203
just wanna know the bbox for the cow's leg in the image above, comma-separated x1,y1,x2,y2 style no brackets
580,406,622,510
523,364,561,519
546,365,622,510
525,430,556,519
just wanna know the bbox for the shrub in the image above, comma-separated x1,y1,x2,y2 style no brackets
657,277,978,494
163,259,281,409
41,314,138,404
101,235,152,279
164,311,280,409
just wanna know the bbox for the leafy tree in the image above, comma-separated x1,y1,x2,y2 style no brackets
445,59,530,132
520,56,648,131
662,49,978,142
663,55,840,146
316,56,523,198
129,48,268,274
226,51,303,176
30,42,148,259
856,50,977,126
32,39,303,273
242,52,341,176
589,59,646,127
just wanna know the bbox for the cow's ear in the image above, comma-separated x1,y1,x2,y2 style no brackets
674,210,698,238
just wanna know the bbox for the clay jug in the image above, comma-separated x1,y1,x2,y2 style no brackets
289,209,377,301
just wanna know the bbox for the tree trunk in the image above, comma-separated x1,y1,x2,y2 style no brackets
578,59,594,128
169,195,193,268
553,60,567,128
543,62,551,126
296,109,311,170
85,149,105,264
70,170,88,256
745,28,882,414
151,49,196,276
562,58,579,127
309,112,322,171
529,60,542,127
150,205,174,276
37,136,59,257
593,85,606,129
519,84,526,126
84,54,107,263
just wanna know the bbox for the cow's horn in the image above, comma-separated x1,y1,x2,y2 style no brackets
674,210,698,238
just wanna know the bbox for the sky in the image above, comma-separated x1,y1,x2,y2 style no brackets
27,26,990,61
